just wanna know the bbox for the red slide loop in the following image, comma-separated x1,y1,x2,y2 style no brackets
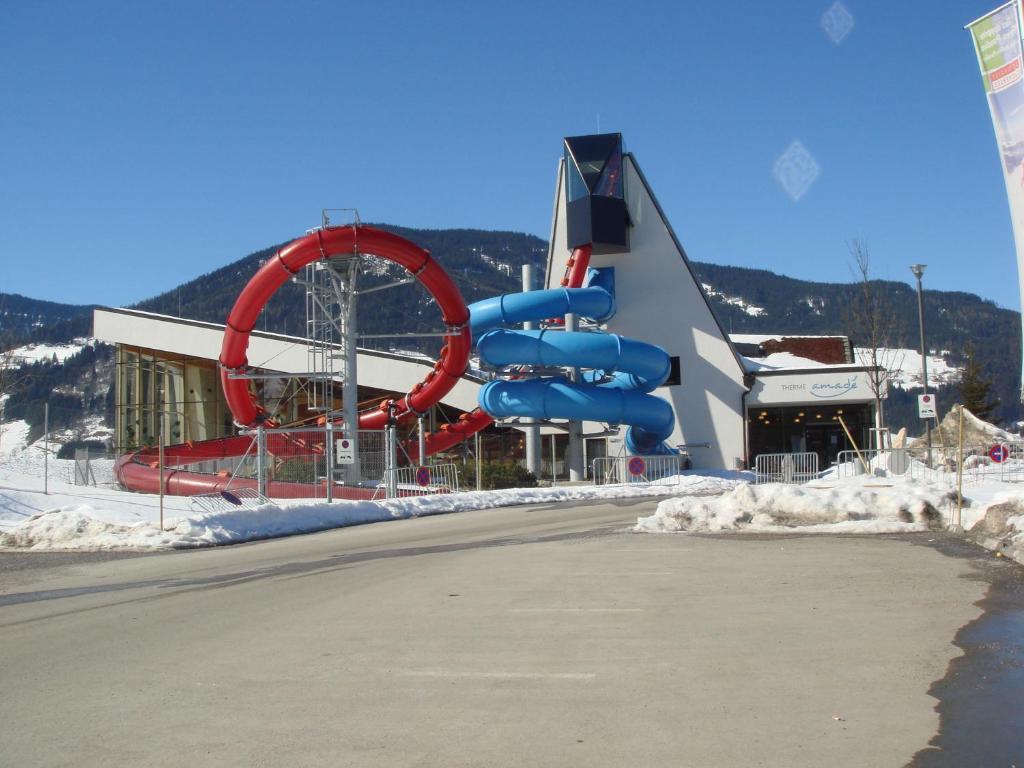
219,225,471,430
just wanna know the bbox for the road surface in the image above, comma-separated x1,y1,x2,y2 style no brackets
0,498,1001,767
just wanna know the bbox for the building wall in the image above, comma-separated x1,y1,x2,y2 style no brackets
115,346,232,451
545,156,749,470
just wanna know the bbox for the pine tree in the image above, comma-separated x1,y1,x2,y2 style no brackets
959,344,1000,421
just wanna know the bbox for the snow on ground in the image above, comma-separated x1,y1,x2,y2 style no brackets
0,419,30,462
4,338,93,368
855,347,959,389
701,284,765,317
0,465,742,550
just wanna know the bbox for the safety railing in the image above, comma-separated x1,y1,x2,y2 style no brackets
377,462,460,500
189,487,271,515
592,455,687,486
830,443,1024,485
753,452,819,485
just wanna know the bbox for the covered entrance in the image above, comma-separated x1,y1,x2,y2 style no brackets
745,367,881,470
747,403,874,469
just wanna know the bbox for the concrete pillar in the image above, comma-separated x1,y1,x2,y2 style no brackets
522,264,542,478
565,311,584,482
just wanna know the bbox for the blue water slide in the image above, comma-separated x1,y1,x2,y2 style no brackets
469,287,615,339
479,379,674,455
468,285,677,456
477,329,670,394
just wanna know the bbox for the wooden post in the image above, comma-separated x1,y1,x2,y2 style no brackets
43,402,49,495
837,415,869,475
955,404,964,530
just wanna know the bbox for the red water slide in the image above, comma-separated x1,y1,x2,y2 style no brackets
220,226,471,429
118,226,473,496
116,227,589,495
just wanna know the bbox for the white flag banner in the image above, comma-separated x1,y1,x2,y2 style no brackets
968,1,1024,397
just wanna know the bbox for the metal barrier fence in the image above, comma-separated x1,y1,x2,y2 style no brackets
592,455,687,485
754,452,819,485
189,487,271,515
378,463,460,500
831,443,1024,485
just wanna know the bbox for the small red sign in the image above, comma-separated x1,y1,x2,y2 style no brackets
627,457,646,476
415,466,431,486
990,444,1010,463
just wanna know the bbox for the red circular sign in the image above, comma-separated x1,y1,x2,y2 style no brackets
415,466,431,486
990,444,1010,463
627,457,646,476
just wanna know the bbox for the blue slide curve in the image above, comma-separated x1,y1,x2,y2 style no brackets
467,278,676,455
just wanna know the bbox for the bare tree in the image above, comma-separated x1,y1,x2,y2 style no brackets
845,240,904,443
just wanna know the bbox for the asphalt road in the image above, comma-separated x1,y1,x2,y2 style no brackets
0,498,997,767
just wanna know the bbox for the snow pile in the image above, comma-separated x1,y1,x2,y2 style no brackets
910,407,1016,452
0,472,742,550
955,485,1024,565
636,476,952,534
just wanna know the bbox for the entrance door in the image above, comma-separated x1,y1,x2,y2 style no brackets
804,424,845,468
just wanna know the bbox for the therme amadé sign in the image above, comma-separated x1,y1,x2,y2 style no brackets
748,371,876,406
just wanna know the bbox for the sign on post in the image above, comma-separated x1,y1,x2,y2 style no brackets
917,394,937,419
335,438,355,465
990,444,1010,463
627,456,646,476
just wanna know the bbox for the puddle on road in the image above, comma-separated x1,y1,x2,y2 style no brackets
909,537,1024,767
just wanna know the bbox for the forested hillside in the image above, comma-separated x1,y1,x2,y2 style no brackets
0,294,95,345
133,226,549,356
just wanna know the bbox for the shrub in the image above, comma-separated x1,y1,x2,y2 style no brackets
462,460,538,490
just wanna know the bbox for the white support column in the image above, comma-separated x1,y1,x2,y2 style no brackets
522,264,541,477
565,311,584,482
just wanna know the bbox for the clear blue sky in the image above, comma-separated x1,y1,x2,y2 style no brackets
0,1,1016,310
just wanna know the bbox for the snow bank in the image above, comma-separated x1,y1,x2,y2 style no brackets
636,476,952,534
0,473,742,551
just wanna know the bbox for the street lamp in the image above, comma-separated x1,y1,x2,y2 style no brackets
910,264,933,465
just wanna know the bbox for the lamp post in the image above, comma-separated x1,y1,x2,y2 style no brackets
910,264,932,466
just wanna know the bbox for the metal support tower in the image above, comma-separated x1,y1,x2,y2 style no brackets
304,250,362,486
